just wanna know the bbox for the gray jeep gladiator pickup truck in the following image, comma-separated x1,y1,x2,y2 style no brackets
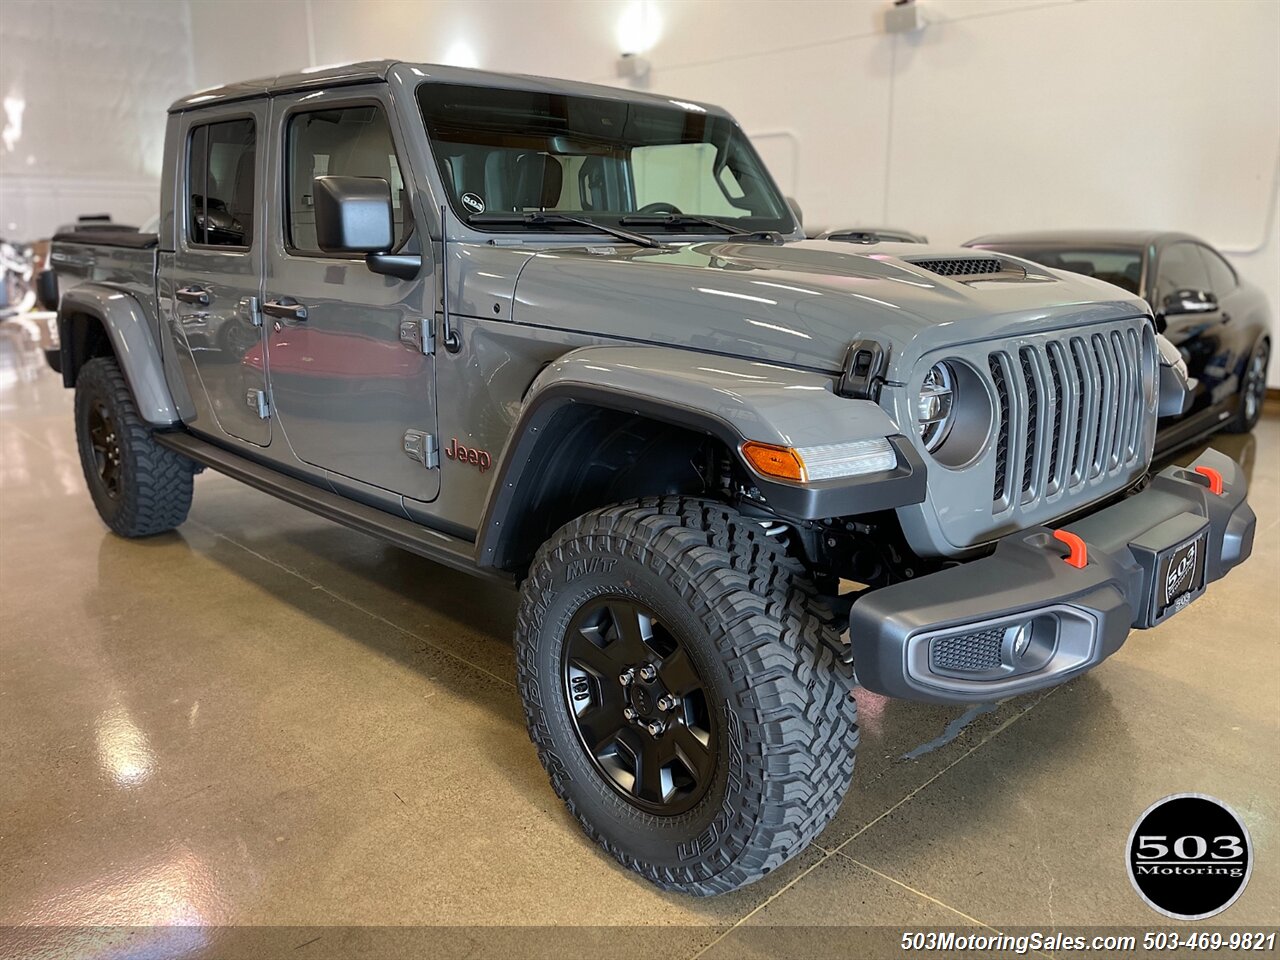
47,61,1254,896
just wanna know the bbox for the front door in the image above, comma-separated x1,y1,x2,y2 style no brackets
262,87,439,501
1153,240,1226,421
169,104,270,446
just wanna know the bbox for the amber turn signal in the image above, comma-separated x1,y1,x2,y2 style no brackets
741,441,807,482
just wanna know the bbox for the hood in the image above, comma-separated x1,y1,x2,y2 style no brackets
509,239,1150,379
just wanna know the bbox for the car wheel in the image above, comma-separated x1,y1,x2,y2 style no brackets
75,356,195,537
1224,339,1269,433
516,496,858,895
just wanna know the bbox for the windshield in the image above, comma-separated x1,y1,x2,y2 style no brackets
417,82,794,235
979,244,1144,295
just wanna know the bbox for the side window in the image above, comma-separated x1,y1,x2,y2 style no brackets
187,118,255,248
286,104,406,255
1198,245,1237,296
1155,242,1210,304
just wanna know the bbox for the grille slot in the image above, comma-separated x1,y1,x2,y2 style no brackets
1046,342,1067,490
987,322,1149,513
1019,348,1040,497
910,257,1005,277
990,355,1011,503
930,628,1005,674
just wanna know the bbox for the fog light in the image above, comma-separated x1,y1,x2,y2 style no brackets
1010,622,1033,659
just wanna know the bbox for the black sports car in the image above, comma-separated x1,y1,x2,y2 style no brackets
965,230,1271,455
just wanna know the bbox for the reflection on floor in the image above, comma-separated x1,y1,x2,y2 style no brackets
1,324,1276,956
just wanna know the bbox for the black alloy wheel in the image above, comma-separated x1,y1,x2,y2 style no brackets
562,597,716,815
87,399,123,498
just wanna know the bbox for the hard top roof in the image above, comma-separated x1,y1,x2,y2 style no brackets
168,60,728,116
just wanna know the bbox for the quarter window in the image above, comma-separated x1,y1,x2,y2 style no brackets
187,118,256,247
286,104,407,255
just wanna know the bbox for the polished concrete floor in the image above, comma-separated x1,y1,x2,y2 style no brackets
1,322,1277,958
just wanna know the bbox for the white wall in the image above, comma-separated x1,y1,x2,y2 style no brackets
0,0,194,236
5,0,1278,383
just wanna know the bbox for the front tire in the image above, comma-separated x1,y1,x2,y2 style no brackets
516,497,858,895
74,356,195,537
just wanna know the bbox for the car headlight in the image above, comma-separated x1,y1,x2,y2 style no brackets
917,361,955,452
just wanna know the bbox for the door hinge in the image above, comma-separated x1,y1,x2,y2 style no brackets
239,295,262,327
399,317,435,355
246,388,270,419
403,429,439,469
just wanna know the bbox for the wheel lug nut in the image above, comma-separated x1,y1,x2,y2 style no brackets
638,664,657,682
619,669,634,686
657,695,674,711
623,707,637,721
646,720,665,736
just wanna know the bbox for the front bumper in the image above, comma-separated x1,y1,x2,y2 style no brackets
849,448,1254,704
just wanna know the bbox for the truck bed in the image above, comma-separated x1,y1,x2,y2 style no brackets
51,227,158,249
49,231,159,318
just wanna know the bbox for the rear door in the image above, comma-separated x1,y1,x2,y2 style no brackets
169,104,271,446
262,87,439,501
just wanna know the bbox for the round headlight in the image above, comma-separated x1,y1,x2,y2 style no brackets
917,361,955,452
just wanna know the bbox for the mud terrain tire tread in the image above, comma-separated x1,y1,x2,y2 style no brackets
75,356,194,537
516,496,858,895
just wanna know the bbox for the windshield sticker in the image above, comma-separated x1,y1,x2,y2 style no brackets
461,192,485,215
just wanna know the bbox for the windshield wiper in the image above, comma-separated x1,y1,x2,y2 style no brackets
468,212,665,249
619,214,784,244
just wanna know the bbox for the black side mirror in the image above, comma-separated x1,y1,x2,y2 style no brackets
314,176,394,253
1161,288,1218,317
785,195,803,229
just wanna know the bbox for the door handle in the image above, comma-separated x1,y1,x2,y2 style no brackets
262,298,308,322
176,285,210,305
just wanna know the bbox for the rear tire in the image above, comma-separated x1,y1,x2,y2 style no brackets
74,356,194,537
1224,338,1269,434
516,497,858,895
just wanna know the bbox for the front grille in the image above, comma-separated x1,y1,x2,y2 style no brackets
910,257,1004,277
930,628,1004,674
989,324,1148,510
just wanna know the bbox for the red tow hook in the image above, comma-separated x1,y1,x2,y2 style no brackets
1193,465,1224,496
1052,529,1088,569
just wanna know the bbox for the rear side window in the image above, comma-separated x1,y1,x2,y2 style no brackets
285,104,407,255
187,118,256,248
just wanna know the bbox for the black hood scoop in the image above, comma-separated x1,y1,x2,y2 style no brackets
904,256,1029,282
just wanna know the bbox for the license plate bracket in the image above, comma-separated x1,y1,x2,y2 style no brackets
1152,529,1208,623
1125,513,1211,627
